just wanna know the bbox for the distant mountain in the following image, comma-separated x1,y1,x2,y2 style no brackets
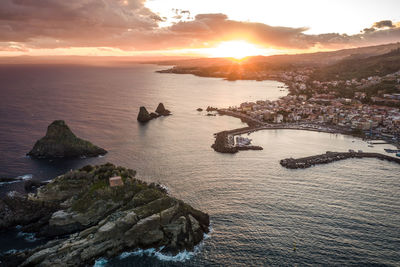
311,48,400,81
155,42,400,68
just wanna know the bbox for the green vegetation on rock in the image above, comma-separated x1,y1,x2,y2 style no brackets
0,163,209,267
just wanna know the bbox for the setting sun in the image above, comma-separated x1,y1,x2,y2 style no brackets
206,40,265,59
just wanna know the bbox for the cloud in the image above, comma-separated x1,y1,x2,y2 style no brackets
0,1,399,54
0,0,161,43
373,20,395,28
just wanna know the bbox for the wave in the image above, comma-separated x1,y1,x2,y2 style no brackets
158,184,169,193
0,180,20,186
0,174,32,186
118,228,213,262
117,246,199,262
17,174,33,180
93,226,213,266
93,258,109,267
17,231,39,242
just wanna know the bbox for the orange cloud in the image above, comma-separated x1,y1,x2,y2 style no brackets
0,0,399,54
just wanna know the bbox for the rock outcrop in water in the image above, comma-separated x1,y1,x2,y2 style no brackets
27,120,107,159
137,103,171,123
155,103,171,116
137,106,153,122
0,163,210,266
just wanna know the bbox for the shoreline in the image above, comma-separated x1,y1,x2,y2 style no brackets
212,109,399,154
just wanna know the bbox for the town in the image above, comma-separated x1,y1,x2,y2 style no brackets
221,69,400,147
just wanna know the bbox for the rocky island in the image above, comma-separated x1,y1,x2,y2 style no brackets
137,103,171,123
0,163,210,266
27,120,107,159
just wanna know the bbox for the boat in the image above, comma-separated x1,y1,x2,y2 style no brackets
397,152,400,157
236,136,252,146
368,145,374,148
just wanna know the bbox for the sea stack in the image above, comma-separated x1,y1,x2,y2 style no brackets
137,104,171,123
137,106,153,122
27,120,107,159
155,103,171,116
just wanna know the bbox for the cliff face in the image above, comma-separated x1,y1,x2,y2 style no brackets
27,120,107,158
0,163,210,266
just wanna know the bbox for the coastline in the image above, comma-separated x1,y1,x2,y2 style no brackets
157,66,399,150
212,109,400,154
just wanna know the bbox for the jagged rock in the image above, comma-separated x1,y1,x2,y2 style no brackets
27,120,107,159
149,112,160,119
155,103,171,116
24,180,48,192
0,164,210,266
137,106,152,123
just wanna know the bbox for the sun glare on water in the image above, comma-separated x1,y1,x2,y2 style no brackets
207,41,265,59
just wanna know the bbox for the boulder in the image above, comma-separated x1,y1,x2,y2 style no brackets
196,108,203,112
27,120,107,159
137,106,152,123
155,103,171,116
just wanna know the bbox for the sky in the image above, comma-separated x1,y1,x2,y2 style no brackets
0,0,400,58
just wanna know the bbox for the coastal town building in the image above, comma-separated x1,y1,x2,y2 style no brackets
109,176,124,187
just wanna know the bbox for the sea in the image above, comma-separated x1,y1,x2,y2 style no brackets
0,64,399,266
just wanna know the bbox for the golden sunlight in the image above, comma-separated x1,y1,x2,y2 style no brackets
206,40,265,59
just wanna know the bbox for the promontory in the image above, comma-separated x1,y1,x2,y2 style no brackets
0,163,210,266
27,120,107,159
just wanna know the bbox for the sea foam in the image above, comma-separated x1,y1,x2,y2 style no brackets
117,227,212,262
17,231,38,242
0,174,32,186
93,227,213,266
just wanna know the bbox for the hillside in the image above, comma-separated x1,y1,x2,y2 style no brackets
155,42,400,68
311,48,400,81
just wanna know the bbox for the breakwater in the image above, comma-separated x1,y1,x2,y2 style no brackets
280,151,400,169
211,127,263,153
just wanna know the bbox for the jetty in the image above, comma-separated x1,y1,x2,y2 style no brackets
280,151,400,169
211,127,263,153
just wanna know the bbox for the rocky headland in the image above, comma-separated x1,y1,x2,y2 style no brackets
0,163,210,266
137,103,171,123
280,151,400,169
27,120,107,159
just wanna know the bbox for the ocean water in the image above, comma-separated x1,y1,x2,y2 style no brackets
0,64,399,266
